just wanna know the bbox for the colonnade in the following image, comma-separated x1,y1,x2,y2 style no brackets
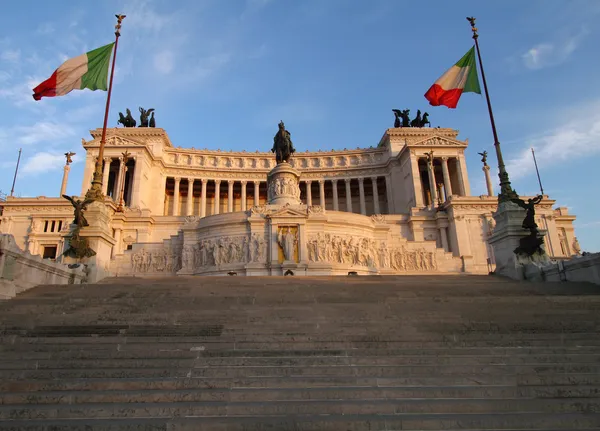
418,156,467,208
163,176,390,217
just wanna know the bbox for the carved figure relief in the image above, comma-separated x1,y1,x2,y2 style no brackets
267,177,300,201
131,248,181,273
307,235,437,271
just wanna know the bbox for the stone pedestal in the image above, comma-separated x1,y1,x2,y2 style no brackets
267,162,301,206
78,202,116,282
488,201,550,280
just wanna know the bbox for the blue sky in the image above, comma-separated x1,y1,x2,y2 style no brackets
1,0,599,251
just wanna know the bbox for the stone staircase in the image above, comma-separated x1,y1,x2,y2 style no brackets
0,275,599,430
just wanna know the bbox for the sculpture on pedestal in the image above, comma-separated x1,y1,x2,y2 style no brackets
117,109,136,127
139,107,155,127
278,227,297,261
478,151,488,167
392,109,430,127
510,194,545,257
61,195,96,259
64,152,75,165
271,121,295,164
392,109,402,128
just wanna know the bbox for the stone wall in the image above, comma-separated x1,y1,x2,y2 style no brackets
0,234,86,299
543,253,600,285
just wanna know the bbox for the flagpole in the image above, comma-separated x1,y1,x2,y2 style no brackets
85,14,125,201
466,17,517,203
531,147,544,195
10,148,22,197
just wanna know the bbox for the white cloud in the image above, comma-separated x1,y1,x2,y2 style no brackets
506,100,600,179
521,28,587,70
14,122,77,146
153,50,175,74
1,49,20,63
21,152,73,175
124,0,175,33
36,23,55,35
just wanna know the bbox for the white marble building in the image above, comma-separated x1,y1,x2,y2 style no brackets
0,126,579,276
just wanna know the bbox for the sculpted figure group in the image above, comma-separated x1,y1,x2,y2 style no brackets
307,234,436,271
131,248,181,273
268,177,301,200
392,109,430,128
180,234,267,271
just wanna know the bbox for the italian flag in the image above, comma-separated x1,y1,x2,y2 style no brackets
32,43,114,101
424,46,481,109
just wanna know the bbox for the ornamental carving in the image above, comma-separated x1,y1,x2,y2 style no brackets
306,235,437,271
267,177,300,201
307,205,324,215
184,215,201,224
249,205,273,216
131,248,181,273
370,214,386,223
181,234,267,270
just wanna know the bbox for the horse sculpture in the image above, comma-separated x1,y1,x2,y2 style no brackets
271,121,296,164
410,110,422,128
139,107,155,127
117,109,136,127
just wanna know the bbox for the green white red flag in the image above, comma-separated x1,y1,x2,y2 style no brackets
32,43,114,101
424,46,481,109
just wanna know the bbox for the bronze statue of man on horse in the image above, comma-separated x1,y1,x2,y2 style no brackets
271,121,296,164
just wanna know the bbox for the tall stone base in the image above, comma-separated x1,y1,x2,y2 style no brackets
489,201,550,280
267,162,302,206
78,201,116,282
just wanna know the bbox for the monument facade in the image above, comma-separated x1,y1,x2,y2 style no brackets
0,125,579,277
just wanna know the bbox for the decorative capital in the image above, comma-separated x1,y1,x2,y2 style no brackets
174,177,181,183
240,180,247,185
358,177,364,184
441,156,449,161
370,176,378,182
188,177,195,183
344,178,351,184
318,179,325,185
201,178,208,184
214,179,221,185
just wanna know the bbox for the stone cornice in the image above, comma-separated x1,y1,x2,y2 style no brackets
86,127,173,147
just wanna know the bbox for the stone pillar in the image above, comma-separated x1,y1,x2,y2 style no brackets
214,180,221,215
160,176,168,216
305,180,312,206
227,180,234,213
130,157,143,208
371,177,380,214
253,181,260,206
60,165,70,196
241,181,247,211
101,157,111,196
200,179,207,217
439,227,449,252
332,180,339,211
410,154,424,208
441,157,453,199
186,178,195,216
318,180,325,209
113,228,122,257
455,158,467,196
385,175,394,214
345,179,353,213
358,178,366,215
173,177,181,216
427,159,438,209
483,165,494,196
458,155,471,196
115,157,126,202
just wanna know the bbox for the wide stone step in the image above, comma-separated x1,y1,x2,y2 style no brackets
1,363,599,380
1,346,599,360
2,413,600,431
1,385,600,405
1,353,600,370
2,397,600,420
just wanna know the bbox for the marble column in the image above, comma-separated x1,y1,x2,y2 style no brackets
332,179,339,211
371,176,380,214
241,181,247,211
101,157,111,196
186,178,195,216
173,177,181,216
60,165,70,196
441,157,453,199
200,179,207,217
345,179,353,213
115,157,126,202
439,227,449,252
253,181,260,206
358,178,366,215
318,180,325,208
385,175,394,214
160,176,168,216
483,165,494,196
130,157,143,208
427,159,438,209
455,158,466,196
305,181,312,206
214,180,221,215
227,180,234,213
